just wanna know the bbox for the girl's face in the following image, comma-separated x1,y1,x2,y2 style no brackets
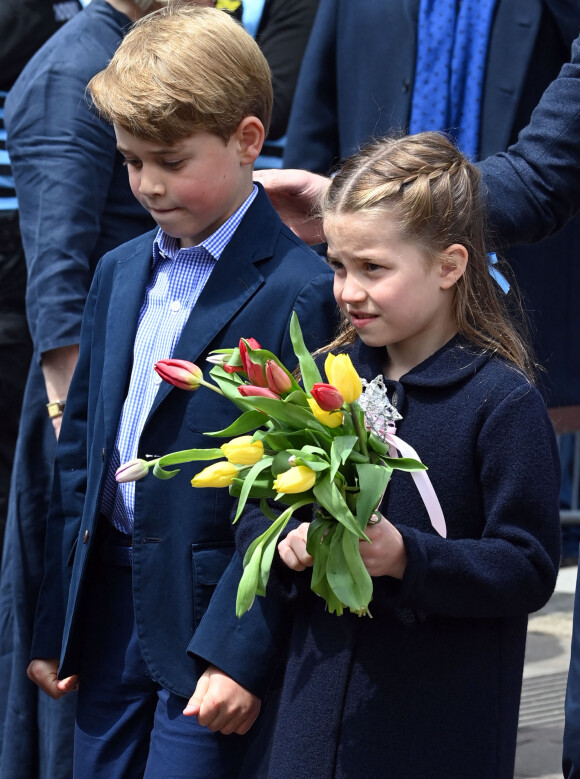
324,210,465,377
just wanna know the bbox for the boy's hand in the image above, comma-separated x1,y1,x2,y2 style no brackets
253,169,329,245
359,514,408,580
278,522,313,570
184,665,261,735
27,658,79,699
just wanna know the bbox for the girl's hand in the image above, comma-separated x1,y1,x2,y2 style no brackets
359,514,408,579
278,522,313,570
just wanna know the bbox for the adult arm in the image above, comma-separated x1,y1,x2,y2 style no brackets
6,58,118,367
480,31,580,246
282,0,340,172
256,0,320,140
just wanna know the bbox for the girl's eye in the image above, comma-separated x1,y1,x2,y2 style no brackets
327,258,344,272
162,160,182,170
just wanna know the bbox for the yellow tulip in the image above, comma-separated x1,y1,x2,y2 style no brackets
221,436,264,465
273,465,316,494
324,353,363,403
307,397,343,428
191,461,239,488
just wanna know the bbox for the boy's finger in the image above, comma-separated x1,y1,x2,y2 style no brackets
183,671,210,715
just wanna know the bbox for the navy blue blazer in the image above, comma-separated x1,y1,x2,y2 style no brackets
32,186,337,698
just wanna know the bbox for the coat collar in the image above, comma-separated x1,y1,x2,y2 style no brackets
350,335,492,389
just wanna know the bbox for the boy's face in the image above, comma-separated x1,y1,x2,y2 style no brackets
115,124,255,247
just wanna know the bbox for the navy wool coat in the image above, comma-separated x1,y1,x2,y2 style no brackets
236,336,561,778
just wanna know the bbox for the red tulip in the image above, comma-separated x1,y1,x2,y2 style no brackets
310,383,344,411
238,385,279,399
265,360,292,395
239,338,268,386
154,359,203,390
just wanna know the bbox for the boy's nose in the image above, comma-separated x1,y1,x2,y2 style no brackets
138,168,164,197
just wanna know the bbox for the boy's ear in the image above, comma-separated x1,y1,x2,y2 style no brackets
438,243,468,289
233,116,265,164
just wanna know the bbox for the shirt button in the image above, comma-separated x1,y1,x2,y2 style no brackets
170,300,181,312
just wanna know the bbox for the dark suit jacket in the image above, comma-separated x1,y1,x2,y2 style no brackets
283,0,580,406
31,186,337,698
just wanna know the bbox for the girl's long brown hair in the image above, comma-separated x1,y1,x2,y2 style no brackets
320,132,536,378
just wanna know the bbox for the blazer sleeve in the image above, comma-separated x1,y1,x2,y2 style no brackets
187,269,338,695
480,30,580,246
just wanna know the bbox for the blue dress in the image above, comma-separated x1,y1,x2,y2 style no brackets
0,3,154,775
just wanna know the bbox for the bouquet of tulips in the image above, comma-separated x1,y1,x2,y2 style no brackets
117,313,439,617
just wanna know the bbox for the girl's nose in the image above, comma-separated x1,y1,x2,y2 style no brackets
339,273,366,303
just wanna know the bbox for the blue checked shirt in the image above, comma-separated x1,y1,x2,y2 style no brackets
100,186,258,533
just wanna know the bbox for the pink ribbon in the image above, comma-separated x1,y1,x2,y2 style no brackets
385,423,447,538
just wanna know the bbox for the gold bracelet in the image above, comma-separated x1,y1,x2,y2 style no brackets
46,400,66,419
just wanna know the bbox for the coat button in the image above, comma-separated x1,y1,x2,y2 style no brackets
83,530,89,543
402,78,410,93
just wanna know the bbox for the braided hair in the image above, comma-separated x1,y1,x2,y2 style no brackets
320,132,535,377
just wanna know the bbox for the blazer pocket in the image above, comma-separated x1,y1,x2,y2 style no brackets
191,542,235,630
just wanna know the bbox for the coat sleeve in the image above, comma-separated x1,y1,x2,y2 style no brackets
382,385,561,619
480,31,580,246
282,0,340,173
5,60,117,358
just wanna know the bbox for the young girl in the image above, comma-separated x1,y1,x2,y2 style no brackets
236,132,561,778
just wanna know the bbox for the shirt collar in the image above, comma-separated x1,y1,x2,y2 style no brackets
152,184,258,265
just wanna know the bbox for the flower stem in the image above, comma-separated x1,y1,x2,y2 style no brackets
200,379,225,395
349,402,368,458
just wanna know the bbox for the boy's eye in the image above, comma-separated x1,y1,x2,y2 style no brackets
162,160,182,170
122,158,142,169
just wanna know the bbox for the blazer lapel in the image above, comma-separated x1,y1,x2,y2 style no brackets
101,234,156,447
148,185,280,414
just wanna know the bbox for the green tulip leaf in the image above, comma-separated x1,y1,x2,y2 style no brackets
313,475,367,540
330,436,359,481
151,463,181,480
381,456,427,472
355,462,393,529
326,524,372,614
233,457,274,523
205,410,266,437
289,311,322,393
236,545,263,616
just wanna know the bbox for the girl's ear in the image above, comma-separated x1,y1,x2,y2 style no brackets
234,116,265,164
438,244,468,289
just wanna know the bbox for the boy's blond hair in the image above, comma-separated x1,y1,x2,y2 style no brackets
88,4,272,143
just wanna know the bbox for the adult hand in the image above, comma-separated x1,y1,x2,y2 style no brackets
278,522,313,570
27,658,79,699
253,168,330,245
359,514,408,579
183,665,261,735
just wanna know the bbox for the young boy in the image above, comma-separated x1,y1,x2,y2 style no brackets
26,6,336,777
